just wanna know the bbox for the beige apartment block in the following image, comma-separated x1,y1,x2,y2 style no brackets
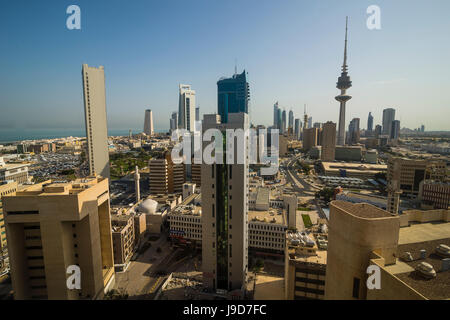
302,128,319,152
111,214,135,266
2,177,115,300
82,64,110,180
325,201,399,300
320,121,336,162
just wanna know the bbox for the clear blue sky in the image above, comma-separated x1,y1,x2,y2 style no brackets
1,0,449,132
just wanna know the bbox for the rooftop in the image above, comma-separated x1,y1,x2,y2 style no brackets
248,208,286,225
331,200,395,219
321,161,387,172
14,177,102,196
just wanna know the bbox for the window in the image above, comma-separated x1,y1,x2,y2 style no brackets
229,166,232,179
212,204,215,218
229,244,232,257
229,206,232,219
212,165,215,178
352,277,360,299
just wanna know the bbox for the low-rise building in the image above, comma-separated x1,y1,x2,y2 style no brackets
111,214,135,270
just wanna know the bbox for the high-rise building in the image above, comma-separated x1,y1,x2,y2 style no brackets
288,110,294,130
273,102,279,128
374,125,382,138
178,84,196,132
390,120,400,140
170,112,178,132
294,119,301,140
308,117,313,129
148,152,185,195
217,70,249,124
321,121,337,161
82,64,110,180
335,17,352,146
420,124,425,132
382,108,396,136
201,113,249,292
347,118,360,145
303,105,308,130
143,109,154,136
281,110,287,134
277,108,282,131
195,106,200,122
3,177,115,299
367,112,374,132
303,128,319,151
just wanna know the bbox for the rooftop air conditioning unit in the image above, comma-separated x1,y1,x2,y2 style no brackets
415,262,436,279
402,252,414,262
435,244,450,258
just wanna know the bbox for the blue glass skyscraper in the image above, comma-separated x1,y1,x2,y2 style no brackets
217,70,250,123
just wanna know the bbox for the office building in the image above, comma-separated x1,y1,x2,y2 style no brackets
2,176,115,299
281,110,287,134
288,110,294,130
321,121,336,162
387,157,447,198
148,152,185,195
374,125,382,138
303,128,319,152
390,120,400,140
178,84,196,132
217,70,249,124
308,117,312,129
294,118,301,140
0,160,29,184
347,118,360,145
285,231,327,300
420,180,450,209
382,108,396,136
201,113,249,292
335,17,352,145
170,112,178,132
367,112,374,132
273,102,279,128
82,64,110,180
195,106,200,122
143,109,154,136
420,125,425,132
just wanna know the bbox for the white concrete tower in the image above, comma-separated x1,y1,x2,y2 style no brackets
144,109,154,135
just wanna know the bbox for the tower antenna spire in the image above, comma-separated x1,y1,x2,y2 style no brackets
342,16,348,72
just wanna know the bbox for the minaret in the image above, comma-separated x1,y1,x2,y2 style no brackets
335,17,352,146
134,165,140,203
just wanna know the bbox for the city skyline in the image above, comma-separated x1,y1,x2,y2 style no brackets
1,1,450,135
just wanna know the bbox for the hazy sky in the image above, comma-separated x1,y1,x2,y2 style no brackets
1,0,449,133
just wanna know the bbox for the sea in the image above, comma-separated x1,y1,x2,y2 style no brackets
0,128,168,144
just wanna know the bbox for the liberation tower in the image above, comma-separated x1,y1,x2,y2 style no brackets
335,17,352,146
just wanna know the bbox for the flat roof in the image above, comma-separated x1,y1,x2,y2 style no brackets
394,237,450,300
399,221,450,245
321,162,387,171
249,209,286,225
331,200,394,219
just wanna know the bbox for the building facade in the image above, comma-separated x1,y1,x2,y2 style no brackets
2,177,115,299
82,64,110,180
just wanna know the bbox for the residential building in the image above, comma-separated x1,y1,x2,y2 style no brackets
111,214,135,269
303,128,319,152
0,181,18,252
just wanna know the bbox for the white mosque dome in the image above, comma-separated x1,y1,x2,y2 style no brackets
137,199,158,214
